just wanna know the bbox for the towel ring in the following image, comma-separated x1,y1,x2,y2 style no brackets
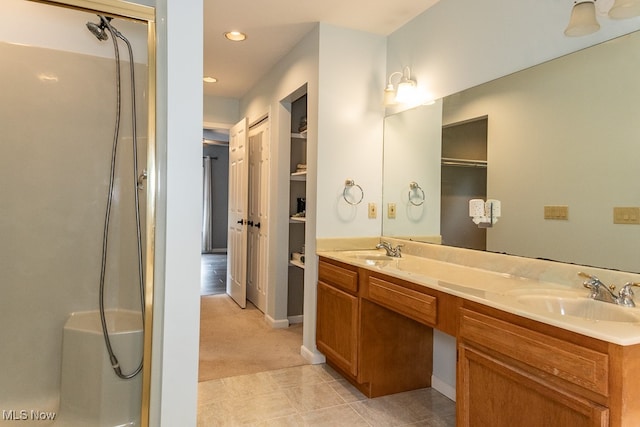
408,181,425,206
343,179,364,205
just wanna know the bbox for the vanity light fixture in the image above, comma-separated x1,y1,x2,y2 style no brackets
203,76,217,83
383,66,418,106
565,1,600,36
609,0,640,18
224,31,247,42
565,0,640,37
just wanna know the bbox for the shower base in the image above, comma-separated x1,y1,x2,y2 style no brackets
56,309,143,427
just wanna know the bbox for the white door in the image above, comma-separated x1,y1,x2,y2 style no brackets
227,118,248,308
247,119,270,312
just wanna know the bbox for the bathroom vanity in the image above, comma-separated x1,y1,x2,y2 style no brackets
316,246,640,426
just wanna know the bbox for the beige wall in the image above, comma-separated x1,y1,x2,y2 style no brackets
0,41,147,408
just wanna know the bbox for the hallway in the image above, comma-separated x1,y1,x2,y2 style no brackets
198,294,306,382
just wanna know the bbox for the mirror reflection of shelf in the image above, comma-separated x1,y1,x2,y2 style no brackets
292,130,307,139
291,171,307,181
441,157,487,168
289,259,305,269
290,216,306,223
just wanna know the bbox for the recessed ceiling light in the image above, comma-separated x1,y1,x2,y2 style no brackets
203,76,218,83
224,31,247,42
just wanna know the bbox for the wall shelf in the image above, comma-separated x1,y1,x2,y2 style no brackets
441,157,487,168
292,130,307,140
291,171,307,181
289,259,305,269
290,216,306,223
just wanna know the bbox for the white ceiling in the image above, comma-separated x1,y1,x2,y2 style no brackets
203,0,440,99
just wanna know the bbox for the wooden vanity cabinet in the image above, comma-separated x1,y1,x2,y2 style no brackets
457,301,640,427
317,257,434,397
318,256,640,425
316,260,359,377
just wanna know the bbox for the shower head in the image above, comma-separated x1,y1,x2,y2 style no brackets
86,16,112,41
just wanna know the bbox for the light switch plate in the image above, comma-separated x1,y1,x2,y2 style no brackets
388,203,396,219
368,203,377,219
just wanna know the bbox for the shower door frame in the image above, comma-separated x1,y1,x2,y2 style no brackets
26,1,157,426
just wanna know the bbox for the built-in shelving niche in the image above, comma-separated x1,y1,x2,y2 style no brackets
287,94,307,321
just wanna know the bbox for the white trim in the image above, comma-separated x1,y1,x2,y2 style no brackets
300,345,326,364
431,375,456,402
287,314,304,324
264,313,289,329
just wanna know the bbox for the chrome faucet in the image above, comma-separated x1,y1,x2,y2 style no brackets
579,272,640,307
376,241,403,257
579,272,618,304
617,282,640,307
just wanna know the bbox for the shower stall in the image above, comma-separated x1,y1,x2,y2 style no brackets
0,1,155,425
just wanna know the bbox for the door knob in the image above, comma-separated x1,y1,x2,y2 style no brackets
255,222,261,228
247,220,254,226
237,219,244,225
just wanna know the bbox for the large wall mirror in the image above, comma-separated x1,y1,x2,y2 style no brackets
382,30,640,273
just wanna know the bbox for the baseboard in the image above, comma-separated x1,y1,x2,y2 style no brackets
300,345,326,364
264,314,289,329
431,375,456,402
287,315,303,325
201,248,227,254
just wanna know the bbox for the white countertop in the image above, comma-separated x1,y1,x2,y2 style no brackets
318,249,640,346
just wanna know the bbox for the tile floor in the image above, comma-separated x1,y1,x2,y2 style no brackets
198,364,456,426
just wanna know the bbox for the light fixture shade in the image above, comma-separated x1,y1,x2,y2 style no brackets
395,79,417,104
564,1,600,37
609,0,640,18
383,84,397,106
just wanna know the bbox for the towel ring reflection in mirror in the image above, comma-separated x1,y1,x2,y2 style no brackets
343,179,364,205
409,181,425,206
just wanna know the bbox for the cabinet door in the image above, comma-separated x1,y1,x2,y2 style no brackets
458,344,608,427
316,281,359,377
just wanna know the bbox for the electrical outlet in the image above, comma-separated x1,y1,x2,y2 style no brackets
368,202,377,219
614,207,640,225
388,203,396,219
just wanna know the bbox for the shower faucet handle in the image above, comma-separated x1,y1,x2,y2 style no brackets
137,170,147,190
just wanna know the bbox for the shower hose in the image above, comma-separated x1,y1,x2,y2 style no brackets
97,16,145,380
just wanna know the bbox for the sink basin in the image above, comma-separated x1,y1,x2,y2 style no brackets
350,254,395,261
507,288,586,298
516,295,640,323
341,250,396,265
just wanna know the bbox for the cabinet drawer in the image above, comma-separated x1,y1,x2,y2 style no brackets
459,308,609,397
366,276,437,326
319,261,358,294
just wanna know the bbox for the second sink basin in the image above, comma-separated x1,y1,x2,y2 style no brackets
516,295,640,323
341,250,396,266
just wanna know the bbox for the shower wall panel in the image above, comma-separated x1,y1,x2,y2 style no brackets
0,41,147,410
